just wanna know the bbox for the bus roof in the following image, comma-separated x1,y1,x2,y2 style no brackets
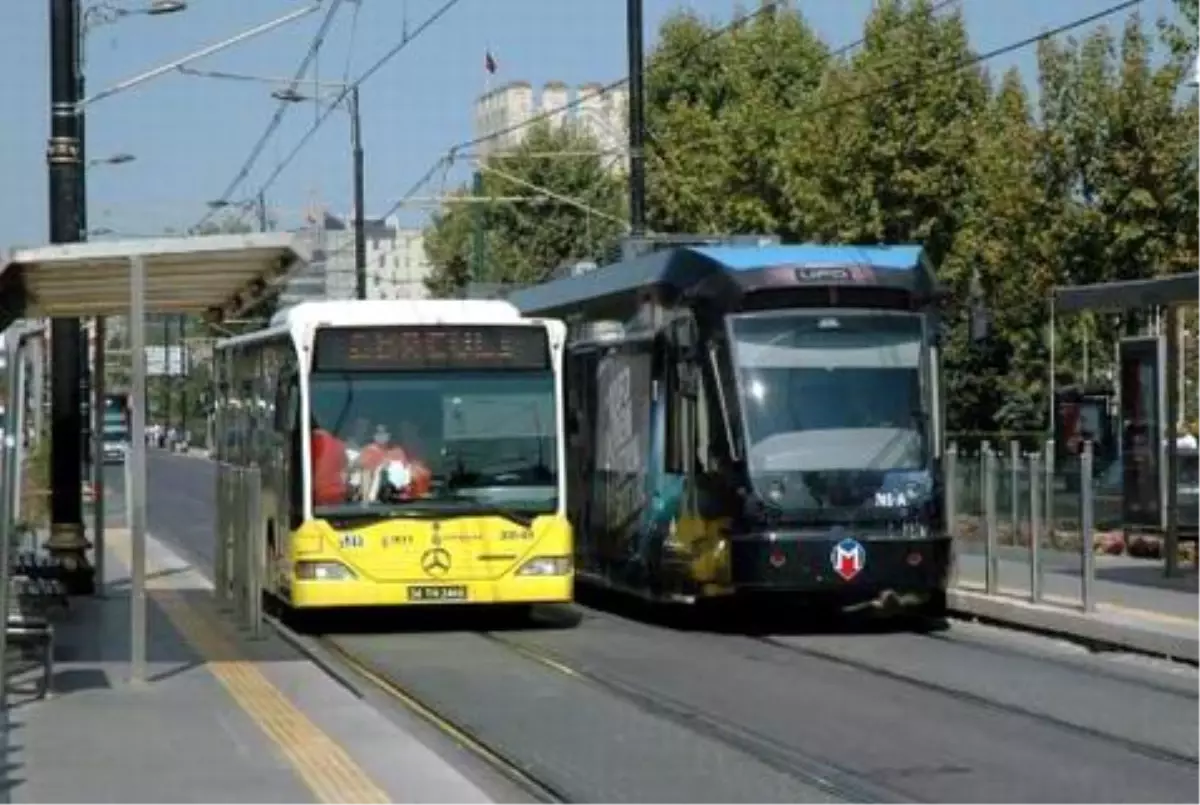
509,243,934,319
218,298,537,350
270,298,527,328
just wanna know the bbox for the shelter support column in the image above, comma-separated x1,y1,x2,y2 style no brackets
128,256,148,683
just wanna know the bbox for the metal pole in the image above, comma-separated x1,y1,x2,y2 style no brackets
128,255,148,683
257,191,268,232
46,0,92,595
92,318,106,594
161,314,169,441
626,0,646,237
177,314,187,439
247,467,263,639
1044,438,1055,548
984,444,998,595
214,464,229,608
1164,306,1180,577
10,340,28,528
1009,440,1020,547
0,336,22,712
1029,449,1043,603
1080,440,1095,612
350,86,367,301
471,170,486,288
944,442,958,587
944,442,958,531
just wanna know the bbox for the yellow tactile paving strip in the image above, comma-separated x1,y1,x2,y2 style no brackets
107,529,392,804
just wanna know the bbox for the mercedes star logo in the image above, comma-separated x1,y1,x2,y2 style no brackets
421,547,452,576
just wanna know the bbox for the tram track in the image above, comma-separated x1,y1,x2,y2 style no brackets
751,633,1200,769
477,630,914,804
314,634,571,804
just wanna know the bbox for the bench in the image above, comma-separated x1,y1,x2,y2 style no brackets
5,553,69,700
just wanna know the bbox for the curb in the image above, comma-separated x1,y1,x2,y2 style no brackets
947,588,1199,664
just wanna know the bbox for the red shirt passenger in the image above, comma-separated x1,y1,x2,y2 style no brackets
361,424,432,500
310,425,348,506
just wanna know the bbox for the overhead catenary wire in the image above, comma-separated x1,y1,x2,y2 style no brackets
388,0,1137,232
195,0,349,230
317,0,1144,268
225,0,467,227
363,0,964,231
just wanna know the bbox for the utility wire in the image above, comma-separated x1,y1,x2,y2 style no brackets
319,0,1139,263
227,0,466,226
797,0,1140,118
366,0,962,230
195,0,348,229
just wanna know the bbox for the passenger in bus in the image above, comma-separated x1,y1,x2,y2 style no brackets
361,421,432,501
310,417,349,505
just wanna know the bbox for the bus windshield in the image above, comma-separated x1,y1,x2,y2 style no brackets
308,370,558,518
729,310,933,520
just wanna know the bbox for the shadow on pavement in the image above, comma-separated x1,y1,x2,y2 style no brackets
301,601,584,638
572,583,950,639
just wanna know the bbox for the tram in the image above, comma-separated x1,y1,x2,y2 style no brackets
510,243,951,616
212,299,573,612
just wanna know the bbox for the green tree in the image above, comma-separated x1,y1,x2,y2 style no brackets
946,69,1050,432
780,0,989,268
644,6,829,235
423,122,625,295
1034,16,1197,401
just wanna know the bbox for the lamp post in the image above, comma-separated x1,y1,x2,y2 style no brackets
626,0,646,237
176,68,366,299
44,0,186,596
270,85,366,300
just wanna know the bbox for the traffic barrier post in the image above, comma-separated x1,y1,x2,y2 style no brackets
1028,449,1043,603
983,443,999,595
1080,441,1096,613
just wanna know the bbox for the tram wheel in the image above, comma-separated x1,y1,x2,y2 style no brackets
911,591,950,633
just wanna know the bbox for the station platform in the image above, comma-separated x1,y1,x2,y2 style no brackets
951,547,1198,663
2,528,501,804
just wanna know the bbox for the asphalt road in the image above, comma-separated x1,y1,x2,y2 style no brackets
140,450,1200,803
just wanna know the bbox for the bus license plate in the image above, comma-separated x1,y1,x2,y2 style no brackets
407,585,468,602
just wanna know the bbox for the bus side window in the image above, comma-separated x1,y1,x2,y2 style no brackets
284,375,304,529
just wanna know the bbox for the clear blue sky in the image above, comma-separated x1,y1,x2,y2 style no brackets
0,0,1178,248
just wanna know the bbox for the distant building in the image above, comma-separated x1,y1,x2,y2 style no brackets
472,80,628,171
281,208,432,306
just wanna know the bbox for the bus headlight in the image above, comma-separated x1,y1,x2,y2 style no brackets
516,556,572,576
295,561,357,581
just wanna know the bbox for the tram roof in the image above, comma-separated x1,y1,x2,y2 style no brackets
509,243,932,318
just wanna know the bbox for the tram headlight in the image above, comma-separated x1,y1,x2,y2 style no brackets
294,561,357,581
516,556,572,576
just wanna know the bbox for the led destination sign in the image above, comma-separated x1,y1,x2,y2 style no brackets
314,326,550,371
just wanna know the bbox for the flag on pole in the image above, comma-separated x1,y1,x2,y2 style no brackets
485,50,497,74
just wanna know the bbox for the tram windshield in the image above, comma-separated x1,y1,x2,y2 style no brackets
729,310,933,520
308,371,558,519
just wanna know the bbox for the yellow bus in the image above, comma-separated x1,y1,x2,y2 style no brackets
212,299,573,613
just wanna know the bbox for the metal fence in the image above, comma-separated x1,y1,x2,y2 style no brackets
947,439,1101,611
214,462,264,639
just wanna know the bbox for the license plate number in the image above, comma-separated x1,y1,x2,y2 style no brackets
407,585,468,602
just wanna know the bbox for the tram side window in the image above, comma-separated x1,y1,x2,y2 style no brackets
663,336,693,477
